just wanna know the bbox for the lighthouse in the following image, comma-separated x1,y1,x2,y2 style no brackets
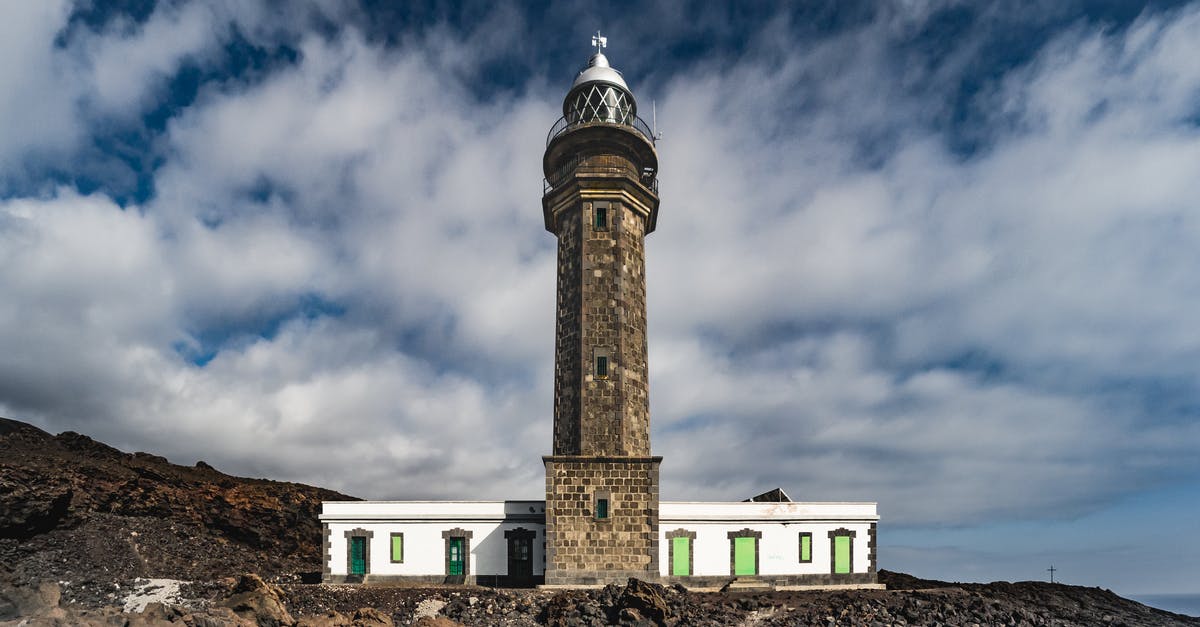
319,36,879,591
541,35,663,586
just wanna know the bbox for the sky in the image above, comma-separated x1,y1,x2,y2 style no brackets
2,0,1199,596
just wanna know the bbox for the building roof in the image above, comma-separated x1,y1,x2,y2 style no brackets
571,52,629,90
744,487,793,502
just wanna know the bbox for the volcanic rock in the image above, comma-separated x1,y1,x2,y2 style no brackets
0,417,353,587
223,574,295,626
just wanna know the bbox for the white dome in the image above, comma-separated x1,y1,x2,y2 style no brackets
571,53,629,90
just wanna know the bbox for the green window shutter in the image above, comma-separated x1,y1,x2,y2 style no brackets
350,537,366,575
391,535,403,562
596,497,609,519
834,536,851,574
800,534,811,562
672,537,690,576
448,538,464,575
734,537,756,575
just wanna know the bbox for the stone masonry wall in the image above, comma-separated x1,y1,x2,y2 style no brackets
544,123,661,585
577,195,650,456
552,209,583,454
614,200,650,455
551,161,653,457
544,456,661,585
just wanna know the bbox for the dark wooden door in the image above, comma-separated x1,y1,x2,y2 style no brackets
507,536,533,583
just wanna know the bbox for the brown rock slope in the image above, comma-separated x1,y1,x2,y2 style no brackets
0,417,354,587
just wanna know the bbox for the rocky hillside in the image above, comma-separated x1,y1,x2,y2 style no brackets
0,417,353,586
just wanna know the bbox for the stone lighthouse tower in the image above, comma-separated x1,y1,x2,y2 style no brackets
542,37,662,586
320,36,879,589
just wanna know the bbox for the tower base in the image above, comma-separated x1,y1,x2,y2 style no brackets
543,455,661,586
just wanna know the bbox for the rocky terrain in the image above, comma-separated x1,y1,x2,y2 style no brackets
0,417,350,588
3,416,1198,626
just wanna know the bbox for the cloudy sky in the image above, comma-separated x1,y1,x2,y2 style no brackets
3,0,1200,595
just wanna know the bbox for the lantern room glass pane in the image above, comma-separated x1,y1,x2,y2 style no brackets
567,84,633,126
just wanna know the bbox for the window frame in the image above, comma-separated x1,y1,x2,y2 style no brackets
727,528,762,576
666,529,697,577
390,532,404,563
828,528,856,575
798,531,812,563
344,528,373,576
594,490,612,521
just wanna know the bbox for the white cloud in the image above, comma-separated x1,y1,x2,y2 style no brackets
0,0,80,173
642,5,1200,522
2,2,1199,536
0,189,176,423
82,1,224,114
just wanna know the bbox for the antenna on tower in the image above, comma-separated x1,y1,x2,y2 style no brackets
652,100,663,142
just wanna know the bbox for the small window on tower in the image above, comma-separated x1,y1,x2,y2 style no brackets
596,497,610,520
596,355,609,378
594,205,608,230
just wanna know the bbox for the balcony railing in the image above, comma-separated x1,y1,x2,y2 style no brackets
543,154,659,195
545,114,658,147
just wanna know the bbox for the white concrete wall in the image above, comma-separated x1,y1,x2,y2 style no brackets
658,502,877,577
322,501,546,577
321,500,877,579
322,500,545,521
660,501,877,521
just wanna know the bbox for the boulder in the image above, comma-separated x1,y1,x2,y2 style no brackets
616,579,669,626
297,609,351,627
0,581,62,618
351,607,393,625
413,617,462,627
125,601,185,626
222,574,295,627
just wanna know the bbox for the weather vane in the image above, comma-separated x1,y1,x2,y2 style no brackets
592,30,607,54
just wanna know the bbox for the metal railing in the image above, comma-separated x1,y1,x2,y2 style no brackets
543,154,659,195
545,114,657,147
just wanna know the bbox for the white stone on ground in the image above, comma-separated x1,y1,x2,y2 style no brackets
122,578,185,613
413,598,447,619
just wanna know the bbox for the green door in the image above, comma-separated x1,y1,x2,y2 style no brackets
671,537,690,576
733,537,756,575
448,538,465,576
349,536,366,575
834,536,851,574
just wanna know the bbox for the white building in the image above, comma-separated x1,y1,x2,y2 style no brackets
321,498,879,588
321,40,881,589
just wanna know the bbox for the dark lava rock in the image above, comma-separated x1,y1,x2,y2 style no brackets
0,416,354,586
615,578,669,626
224,573,296,626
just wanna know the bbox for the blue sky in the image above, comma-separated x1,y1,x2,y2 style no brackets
2,0,1199,596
